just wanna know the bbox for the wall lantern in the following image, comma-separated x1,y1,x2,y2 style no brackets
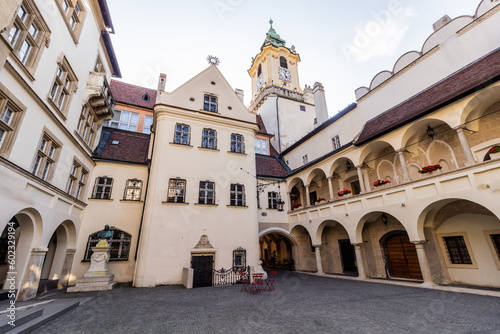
426,125,435,139
381,213,389,226
346,161,352,171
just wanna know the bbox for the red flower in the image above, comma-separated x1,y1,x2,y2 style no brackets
488,146,500,154
338,188,352,196
418,164,442,174
293,203,302,208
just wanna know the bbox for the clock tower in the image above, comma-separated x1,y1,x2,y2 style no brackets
249,20,328,154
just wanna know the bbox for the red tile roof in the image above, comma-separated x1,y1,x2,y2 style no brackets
355,48,500,145
256,155,289,178
256,114,269,134
110,80,157,109
94,127,149,164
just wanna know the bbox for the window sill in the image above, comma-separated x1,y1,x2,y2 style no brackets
6,53,36,82
194,203,218,207
227,151,247,156
198,147,220,152
74,130,93,153
169,142,193,148
199,109,220,116
88,198,113,201
47,97,68,121
227,205,248,208
162,201,189,205
120,200,143,203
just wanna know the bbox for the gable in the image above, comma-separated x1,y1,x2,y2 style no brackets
157,66,255,123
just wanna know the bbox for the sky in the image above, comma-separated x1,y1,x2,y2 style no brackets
106,0,480,116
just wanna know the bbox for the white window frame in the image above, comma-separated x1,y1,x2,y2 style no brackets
268,191,278,209
203,94,218,113
230,184,245,207
198,181,215,205
332,135,341,150
173,124,190,145
255,138,269,155
231,133,245,154
201,128,217,149
92,177,113,199
123,179,143,201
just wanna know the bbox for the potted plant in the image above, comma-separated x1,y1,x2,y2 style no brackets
373,179,391,187
315,197,327,204
293,203,302,210
418,164,442,174
337,188,352,197
488,146,500,160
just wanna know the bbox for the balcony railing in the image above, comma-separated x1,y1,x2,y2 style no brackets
250,85,304,112
84,72,115,121
288,159,500,223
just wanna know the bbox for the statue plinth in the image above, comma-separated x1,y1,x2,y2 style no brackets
68,239,117,292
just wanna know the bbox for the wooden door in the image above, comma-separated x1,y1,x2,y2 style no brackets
386,235,423,280
191,255,214,288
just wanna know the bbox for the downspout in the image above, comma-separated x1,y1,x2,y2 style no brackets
275,95,281,155
134,128,155,261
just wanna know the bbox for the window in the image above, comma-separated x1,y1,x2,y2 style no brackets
84,228,131,262
173,124,190,145
268,192,278,209
93,56,105,73
124,179,143,201
198,181,215,205
76,105,97,147
66,160,88,199
491,234,500,260
257,64,262,77
443,236,472,265
231,134,245,154
230,184,245,206
5,1,50,73
332,135,341,150
48,56,78,115
103,110,139,132
142,93,150,101
55,0,86,42
201,128,217,149
280,56,288,69
31,133,60,181
0,84,25,157
255,138,269,155
92,177,113,199
167,178,186,203
143,115,153,134
303,154,308,165
300,105,306,111
203,94,218,113
233,247,246,267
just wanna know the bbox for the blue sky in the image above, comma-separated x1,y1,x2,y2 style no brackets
107,0,480,115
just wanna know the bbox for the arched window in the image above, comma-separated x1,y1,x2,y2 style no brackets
280,56,287,69
257,64,262,77
83,228,132,261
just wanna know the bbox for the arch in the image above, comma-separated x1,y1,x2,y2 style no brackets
475,0,500,18
427,140,459,169
329,157,355,177
315,220,352,245
369,70,392,90
461,83,500,130
377,160,396,184
400,118,454,149
287,177,305,192
306,168,327,186
259,228,299,270
355,210,413,244
316,220,356,275
421,16,474,54
392,51,421,74
290,224,316,271
358,140,397,166
279,56,287,69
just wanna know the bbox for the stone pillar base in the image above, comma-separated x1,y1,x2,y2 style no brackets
67,274,117,292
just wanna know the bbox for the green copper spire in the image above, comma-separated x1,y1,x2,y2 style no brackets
262,18,286,50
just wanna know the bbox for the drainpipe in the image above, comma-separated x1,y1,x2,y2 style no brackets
275,95,281,155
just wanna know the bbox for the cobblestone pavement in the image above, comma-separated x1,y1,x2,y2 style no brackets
37,271,500,334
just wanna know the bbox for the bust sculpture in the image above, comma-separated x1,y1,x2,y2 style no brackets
97,224,113,240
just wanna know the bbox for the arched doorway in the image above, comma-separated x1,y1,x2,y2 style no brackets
382,232,422,280
318,220,357,275
260,232,294,270
38,224,69,294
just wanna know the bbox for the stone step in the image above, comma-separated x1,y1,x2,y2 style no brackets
0,298,86,334
0,308,43,333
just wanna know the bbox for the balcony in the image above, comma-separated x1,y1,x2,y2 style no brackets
83,72,115,121
249,85,304,112
288,159,500,225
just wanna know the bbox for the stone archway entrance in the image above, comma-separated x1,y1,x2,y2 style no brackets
384,233,423,280
259,229,298,270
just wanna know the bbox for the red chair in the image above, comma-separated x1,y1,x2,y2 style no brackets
249,273,264,294
240,271,249,292
265,271,277,291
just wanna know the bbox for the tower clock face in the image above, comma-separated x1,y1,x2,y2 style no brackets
278,67,291,82
256,74,264,89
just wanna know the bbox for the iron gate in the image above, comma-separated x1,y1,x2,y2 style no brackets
212,266,249,286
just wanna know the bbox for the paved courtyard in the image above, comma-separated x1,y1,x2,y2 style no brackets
37,271,500,334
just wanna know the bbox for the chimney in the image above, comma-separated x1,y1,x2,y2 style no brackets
432,15,451,32
235,89,244,102
313,82,328,126
158,73,166,92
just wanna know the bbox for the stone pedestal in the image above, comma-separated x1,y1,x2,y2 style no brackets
68,240,117,292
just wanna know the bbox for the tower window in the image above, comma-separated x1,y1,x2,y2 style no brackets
300,105,306,111
257,64,262,77
280,56,287,69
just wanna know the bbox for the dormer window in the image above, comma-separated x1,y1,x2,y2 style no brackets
142,93,150,101
280,56,287,69
203,94,218,113
257,64,262,77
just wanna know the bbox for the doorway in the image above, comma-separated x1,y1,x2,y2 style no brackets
191,254,214,288
385,234,423,280
338,239,357,274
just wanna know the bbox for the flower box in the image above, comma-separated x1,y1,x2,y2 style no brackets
489,146,500,160
373,179,391,187
338,188,352,197
418,164,442,174
293,203,302,210
315,198,327,204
